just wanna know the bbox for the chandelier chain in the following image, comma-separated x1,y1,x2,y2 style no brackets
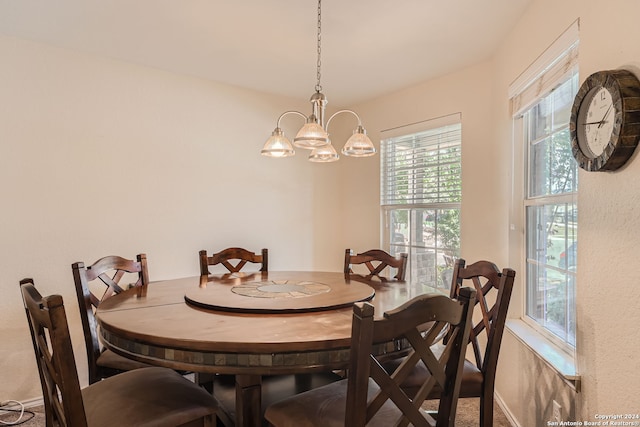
315,0,322,93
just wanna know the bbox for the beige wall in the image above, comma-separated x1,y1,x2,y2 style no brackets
4,0,640,422
0,35,354,401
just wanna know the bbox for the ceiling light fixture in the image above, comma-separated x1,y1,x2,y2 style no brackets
260,0,376,162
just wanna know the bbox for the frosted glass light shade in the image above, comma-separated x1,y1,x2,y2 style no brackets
341,126,376,157
261,128,295,157
293,122,330,149
308,142,339,162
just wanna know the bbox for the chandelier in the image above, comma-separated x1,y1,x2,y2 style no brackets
260,0,376,162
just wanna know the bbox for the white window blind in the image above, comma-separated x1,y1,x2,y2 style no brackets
381,122,461,206
509,20,579,116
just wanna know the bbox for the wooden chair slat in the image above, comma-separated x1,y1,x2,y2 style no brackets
369,361,428,427
199,247,268,275
344,248,408,281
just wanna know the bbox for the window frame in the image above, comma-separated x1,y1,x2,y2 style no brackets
521,111,578,350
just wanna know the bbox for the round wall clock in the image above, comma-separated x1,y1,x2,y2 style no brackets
570,69,640,171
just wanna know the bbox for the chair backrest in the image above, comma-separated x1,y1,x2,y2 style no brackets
345,288,476,427
71,254,149,384
344,248,408,280
449,258,516,384
199,247,268,275
19,278,89,427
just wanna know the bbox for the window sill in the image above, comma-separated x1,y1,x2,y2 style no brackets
505,319,581,392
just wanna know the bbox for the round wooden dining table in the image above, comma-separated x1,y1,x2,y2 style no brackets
96,270,439,427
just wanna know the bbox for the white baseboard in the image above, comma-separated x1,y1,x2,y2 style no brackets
495,390,520,427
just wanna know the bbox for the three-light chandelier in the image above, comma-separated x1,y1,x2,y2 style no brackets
260,0,376,162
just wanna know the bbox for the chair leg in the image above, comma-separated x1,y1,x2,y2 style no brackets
204,414,217,427
195,372,216,393
480,392,494,427
215,410,234,427
177,413,217,427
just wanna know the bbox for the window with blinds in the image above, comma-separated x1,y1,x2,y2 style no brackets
381,123,462,206
380,117,461,288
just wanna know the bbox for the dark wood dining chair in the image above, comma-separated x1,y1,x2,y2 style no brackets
344,248,408,280
385,258,516,427
71,254,154,385
19,278,218,427
264,288,477,427
199,247,268,275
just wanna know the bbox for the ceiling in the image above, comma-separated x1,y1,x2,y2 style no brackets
0,0,532,106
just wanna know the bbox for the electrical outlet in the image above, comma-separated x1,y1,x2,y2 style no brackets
553,400,562,422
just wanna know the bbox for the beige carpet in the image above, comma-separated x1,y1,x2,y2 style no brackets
0,398,512,426
423,399,512,426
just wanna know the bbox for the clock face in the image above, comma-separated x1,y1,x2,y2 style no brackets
577,87,616,157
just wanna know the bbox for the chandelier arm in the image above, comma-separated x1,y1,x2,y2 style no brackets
325,109,363,132
276,110,308,128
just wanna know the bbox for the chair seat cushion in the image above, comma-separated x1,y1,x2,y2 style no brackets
265,378,423,427
96,348,154,371
82,367,217,427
